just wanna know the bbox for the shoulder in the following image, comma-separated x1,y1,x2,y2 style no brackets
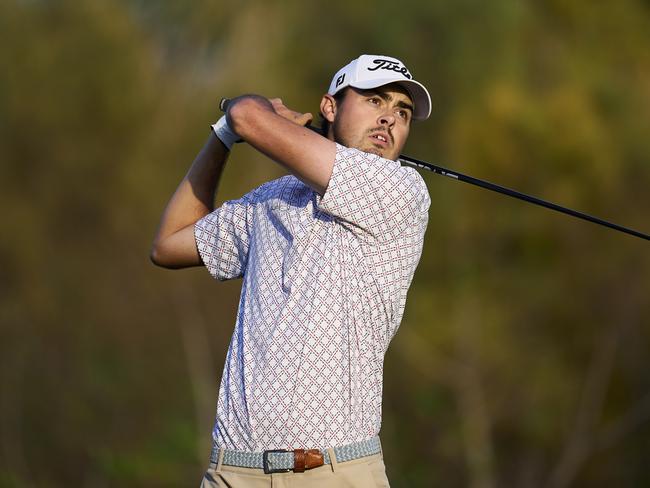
335,144,400,171
335,144,429,196
247,175,311,205
246,175,294,200
401,165,430,195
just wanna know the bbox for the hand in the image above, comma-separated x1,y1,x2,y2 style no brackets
269,98,313,127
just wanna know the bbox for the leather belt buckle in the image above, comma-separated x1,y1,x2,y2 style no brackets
293,448,324,473
262,449,291,474
262,448,325,474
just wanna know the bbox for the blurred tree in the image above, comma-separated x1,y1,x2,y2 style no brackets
1,0,649,486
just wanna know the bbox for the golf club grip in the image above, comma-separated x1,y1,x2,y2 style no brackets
219,97,231,112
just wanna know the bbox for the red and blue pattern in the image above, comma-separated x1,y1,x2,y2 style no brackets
195,144,430,451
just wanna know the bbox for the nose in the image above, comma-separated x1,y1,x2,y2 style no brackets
378,111,395,128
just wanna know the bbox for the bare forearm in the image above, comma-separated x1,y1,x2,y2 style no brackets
227,95,335,195
151,131,229,267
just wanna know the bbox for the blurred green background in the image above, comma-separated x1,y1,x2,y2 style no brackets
1,0,650,486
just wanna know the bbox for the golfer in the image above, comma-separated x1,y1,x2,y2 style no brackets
151,54,432,487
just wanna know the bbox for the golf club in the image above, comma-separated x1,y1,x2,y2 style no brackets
219,97,649,242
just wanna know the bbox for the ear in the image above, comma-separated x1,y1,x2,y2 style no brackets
319,94,337,123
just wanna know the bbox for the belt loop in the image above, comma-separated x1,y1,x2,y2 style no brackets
209,444,218,469
215,447,225,473
327,448,338,473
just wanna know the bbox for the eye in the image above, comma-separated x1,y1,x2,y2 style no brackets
368,97,381,105
397,109,410,121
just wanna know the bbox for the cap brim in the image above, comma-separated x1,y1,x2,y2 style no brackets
349,78,432,120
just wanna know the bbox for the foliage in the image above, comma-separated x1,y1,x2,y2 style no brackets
1,0,650,486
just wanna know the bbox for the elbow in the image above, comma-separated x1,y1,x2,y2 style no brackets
149,241,173,269
149,225,201,270
149,243,165,268
149,238,197,270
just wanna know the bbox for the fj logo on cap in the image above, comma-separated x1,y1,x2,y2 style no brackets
335,74,346,88
368,59,412,79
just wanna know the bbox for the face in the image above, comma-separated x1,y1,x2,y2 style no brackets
321,84,413,161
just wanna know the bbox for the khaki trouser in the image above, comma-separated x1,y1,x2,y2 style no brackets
200,449,390,488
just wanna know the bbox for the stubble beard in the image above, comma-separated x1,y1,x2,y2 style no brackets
332,121,387,158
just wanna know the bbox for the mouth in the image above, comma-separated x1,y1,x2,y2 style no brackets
368,131,391,148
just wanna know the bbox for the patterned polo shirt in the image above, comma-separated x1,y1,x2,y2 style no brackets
194,143,430,451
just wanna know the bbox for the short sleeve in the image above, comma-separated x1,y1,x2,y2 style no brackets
194,194,253,281
318,144,431,238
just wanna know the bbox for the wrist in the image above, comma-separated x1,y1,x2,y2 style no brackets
211,115,241,151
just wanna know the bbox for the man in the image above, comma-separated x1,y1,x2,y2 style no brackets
151,54,432,487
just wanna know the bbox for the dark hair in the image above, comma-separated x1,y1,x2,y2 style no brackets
319,89,348,137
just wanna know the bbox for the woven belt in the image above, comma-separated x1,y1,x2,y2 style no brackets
210,436,382,474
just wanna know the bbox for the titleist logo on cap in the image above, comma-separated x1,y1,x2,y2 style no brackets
327,54,431,119
367,58,412,79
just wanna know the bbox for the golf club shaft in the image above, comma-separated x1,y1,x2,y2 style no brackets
219,97,649,242
397,154,649,241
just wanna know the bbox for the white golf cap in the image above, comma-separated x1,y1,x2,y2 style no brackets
327,54,432,120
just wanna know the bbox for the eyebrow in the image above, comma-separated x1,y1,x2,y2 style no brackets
366,89,414,113
396,100,414,112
